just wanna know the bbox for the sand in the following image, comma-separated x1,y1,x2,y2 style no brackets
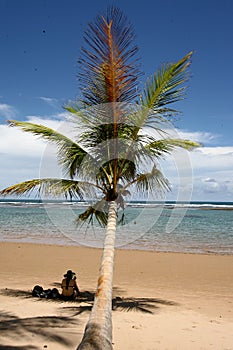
0,242,233,349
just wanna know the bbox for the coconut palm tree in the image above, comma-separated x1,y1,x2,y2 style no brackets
0,7,199,350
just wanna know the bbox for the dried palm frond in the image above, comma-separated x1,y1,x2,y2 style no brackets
78,7,140,107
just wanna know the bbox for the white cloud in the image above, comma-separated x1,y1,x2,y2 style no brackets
202,178,225,193
0,103,16,120
161,145,233,201
144,126,219,145
0,115,75,188
1,115,233,201
174,130,219,144
203,178,217,183
191,147,233,171
0,122,45,157
39,96,58,108
195,147,233,156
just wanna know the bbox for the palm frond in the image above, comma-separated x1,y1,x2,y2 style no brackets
0,178,101,200
139,52,193,126
80,122,138,147
146,138,200,156
77,192,130,227
77,199,109,226
94,157,136,185
8,120,88,178
78,6,140,106
125,165,170,194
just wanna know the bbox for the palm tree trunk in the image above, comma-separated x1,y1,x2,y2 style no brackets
77,200,118,350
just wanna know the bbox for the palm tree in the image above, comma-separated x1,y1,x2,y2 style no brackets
0,7,199,350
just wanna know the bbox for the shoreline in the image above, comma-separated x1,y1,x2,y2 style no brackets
1,241,233,349
1,238,233,256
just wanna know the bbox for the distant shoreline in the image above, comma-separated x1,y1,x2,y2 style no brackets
0,198,233,210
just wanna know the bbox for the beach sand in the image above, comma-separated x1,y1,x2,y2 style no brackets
0,242,233,349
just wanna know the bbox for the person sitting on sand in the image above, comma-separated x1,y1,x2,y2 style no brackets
61,269,80,300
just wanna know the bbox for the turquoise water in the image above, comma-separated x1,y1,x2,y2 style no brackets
0,199,232,254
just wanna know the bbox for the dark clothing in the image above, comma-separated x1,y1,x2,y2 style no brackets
61,277,79,299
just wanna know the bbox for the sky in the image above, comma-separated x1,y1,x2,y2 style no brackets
0,0,232,202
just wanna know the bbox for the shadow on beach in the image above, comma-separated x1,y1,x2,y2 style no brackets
0,286,177,348
0,286,178,314
61,296,177,317
0,310,79,349
0,346,38,349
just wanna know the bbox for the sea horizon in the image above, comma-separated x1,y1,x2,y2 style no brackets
0,198,232,255
1,198,233,206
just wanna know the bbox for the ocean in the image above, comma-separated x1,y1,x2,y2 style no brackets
0,199,232,255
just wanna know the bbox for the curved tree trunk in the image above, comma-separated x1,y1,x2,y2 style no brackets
77,201,118,350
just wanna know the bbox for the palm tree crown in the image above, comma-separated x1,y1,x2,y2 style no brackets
1,8,197,221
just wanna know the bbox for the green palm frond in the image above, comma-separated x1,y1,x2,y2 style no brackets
77,199,109,226
116,185,131,210
139,52,192,127
80,122,138,147
77,192,131,227
91,157,137,192
125,165,170,194
146,138,200,156
116,158,136,182
0,178,101,200
8,120,88,178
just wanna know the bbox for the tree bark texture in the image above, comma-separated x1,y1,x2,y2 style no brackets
77,201,118,350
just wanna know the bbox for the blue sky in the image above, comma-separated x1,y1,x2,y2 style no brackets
0,0,233,201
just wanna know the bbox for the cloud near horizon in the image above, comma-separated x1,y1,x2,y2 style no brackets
0,115,232,201
161,145,233,201
165,128,220,145
0,103,16,120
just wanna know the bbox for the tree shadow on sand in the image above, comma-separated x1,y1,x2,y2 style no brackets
59,287,177,316
0,286,177,348
62,294,177,316
0,287,65,303
0,287,177,315
0,346,38,349
0,288,32,299
0,285,83,348
0,310,79,349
